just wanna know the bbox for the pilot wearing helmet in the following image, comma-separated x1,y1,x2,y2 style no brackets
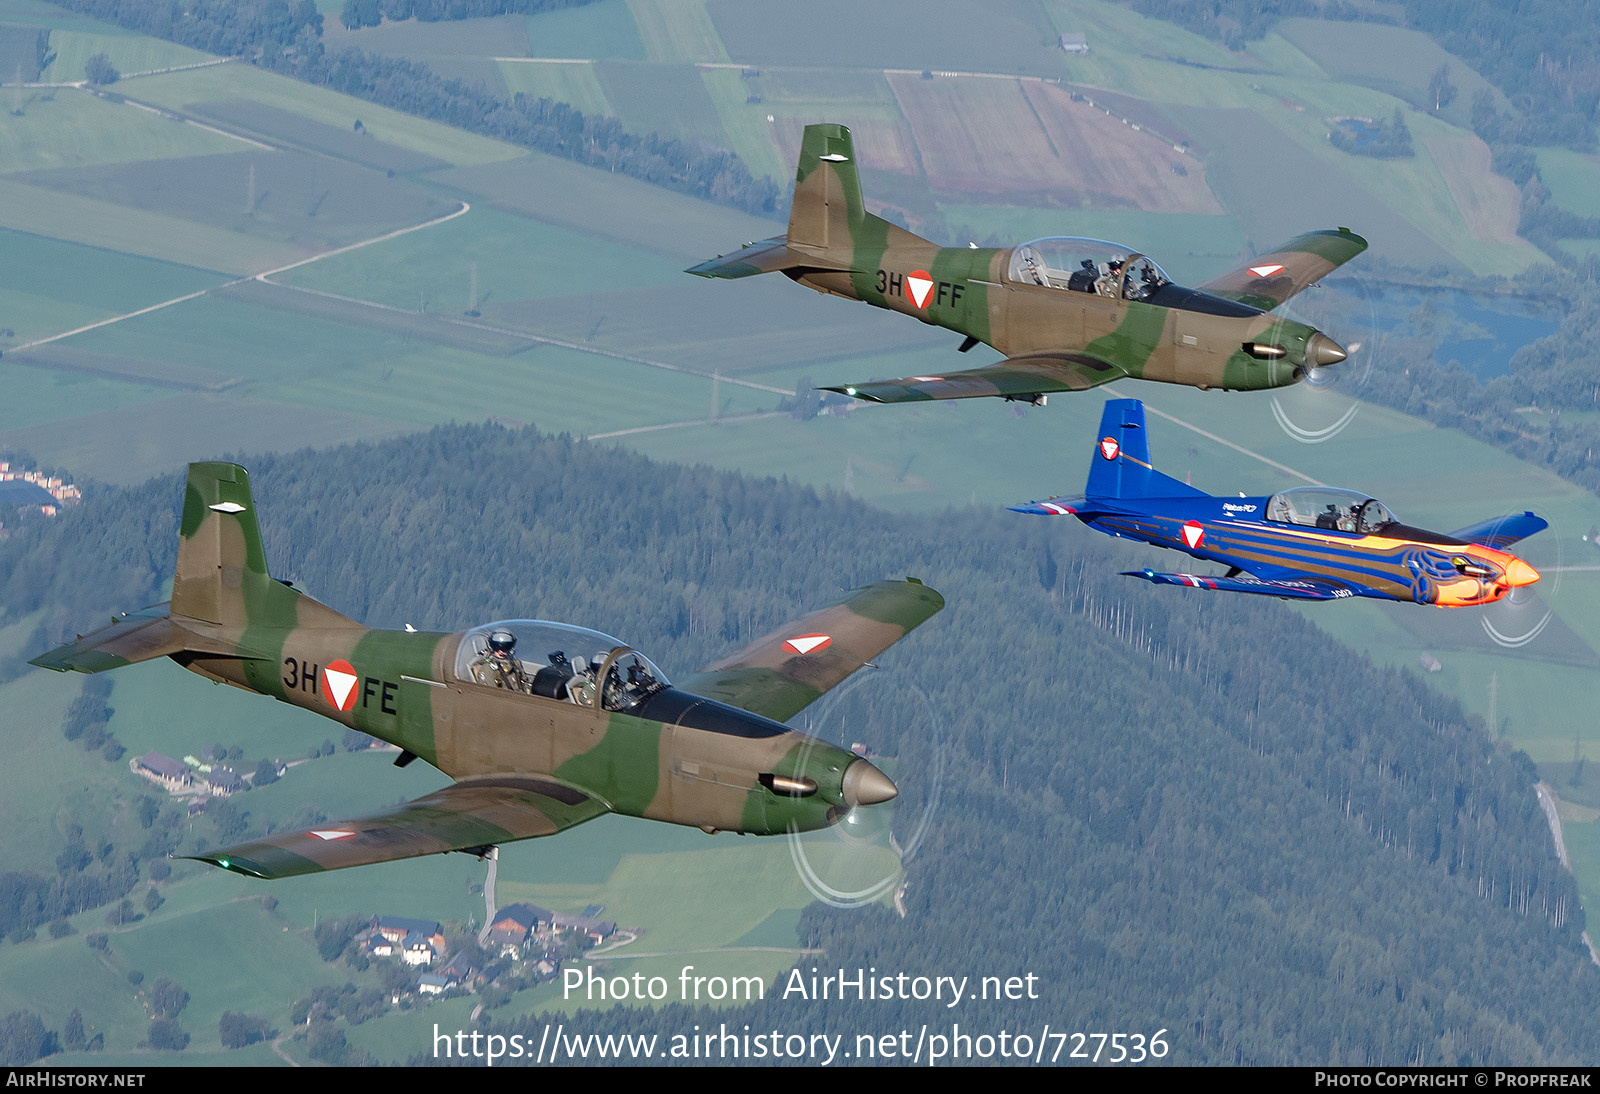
1095,257,1125,298
474,629,530,692
566,651,617,709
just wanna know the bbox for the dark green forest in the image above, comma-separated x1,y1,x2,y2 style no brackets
2,424,1595,1064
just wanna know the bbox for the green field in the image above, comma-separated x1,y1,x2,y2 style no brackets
17,149,456,252
595,59,725,144
699,67,789,182
0,227,223,311
0,0,112,29
184,99,449,174
330,13,530,59
125,61,525,168
709,0,1060,73
41,28,206,82
0,175,303,273
275,203,687,308
497,59,614,116
523,0,646,59
0,89,243,174
628,0,729,64
1273,16,1501,127
412,154,781,261
1537,148,1600,220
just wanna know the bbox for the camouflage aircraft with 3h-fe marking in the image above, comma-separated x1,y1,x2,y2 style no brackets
690,123,1365,405
32,463,943,879
1012,399,1545,606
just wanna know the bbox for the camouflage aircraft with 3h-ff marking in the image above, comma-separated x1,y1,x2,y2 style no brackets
31,463,943,879
690,123,1364,405
1013,399,1545,606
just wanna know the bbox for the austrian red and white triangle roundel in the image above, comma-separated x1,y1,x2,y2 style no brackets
783,634,832,655
1181,521,1206,550
905,269,934,309
323,659,359,713
1099,437,1120,461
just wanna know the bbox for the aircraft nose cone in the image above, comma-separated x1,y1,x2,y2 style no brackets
841,759,898,807
1505,559,1541,587
1305,332,1348,368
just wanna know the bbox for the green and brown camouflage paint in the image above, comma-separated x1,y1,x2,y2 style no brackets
33,463,943,878
689,123,1365,403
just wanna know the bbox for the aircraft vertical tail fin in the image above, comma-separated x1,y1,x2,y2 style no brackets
787,123,867,252
32,462,356,675
172,462,353,630
1084,399,1205,500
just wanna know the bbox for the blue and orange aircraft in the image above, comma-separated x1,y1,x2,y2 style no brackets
1013,399,1545,606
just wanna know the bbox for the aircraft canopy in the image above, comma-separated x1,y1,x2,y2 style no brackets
1266,487,1396,535
1008,238,1170,301
455,620,671,712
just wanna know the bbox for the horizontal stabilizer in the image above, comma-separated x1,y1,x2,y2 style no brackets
1448,511,1548,550
822,353,1127,404
686,237,800,279
185,777,610,879
31,606,244,674
1010,496,1088,516
1196,228,1368,312
677,578,944,723
1123,570,1353,600
686,237,855,281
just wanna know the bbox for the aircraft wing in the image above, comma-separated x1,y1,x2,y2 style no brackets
1448,511,1548,550
184,777,610,879
1123,570,1355,600
675,578,944,723
1195,228,1368,312
821,353,1127,403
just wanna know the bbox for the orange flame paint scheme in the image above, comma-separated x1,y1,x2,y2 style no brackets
1014,399,1544,607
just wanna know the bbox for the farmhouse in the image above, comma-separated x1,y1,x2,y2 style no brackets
553,913,615,944
486,902,553,955
132,753,193,793
369,916,446,965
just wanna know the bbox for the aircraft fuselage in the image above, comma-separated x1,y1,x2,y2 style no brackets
182,624,860,836
795,236,1316,392
1075,495,1537,607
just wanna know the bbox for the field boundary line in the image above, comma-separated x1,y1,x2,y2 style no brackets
10,287,217,352
1106,383,1328,486
10,202,472,353
252,200,472,279
183,117,275,150
83,86,276,150
252,278,793,396
120,57,233,81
